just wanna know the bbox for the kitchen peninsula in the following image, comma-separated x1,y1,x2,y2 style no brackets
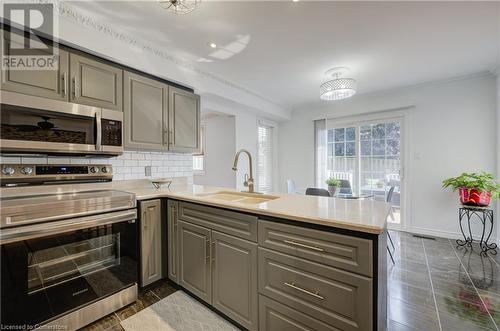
1,179,390,331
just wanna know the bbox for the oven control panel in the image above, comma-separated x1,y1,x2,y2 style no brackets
0,164,113,186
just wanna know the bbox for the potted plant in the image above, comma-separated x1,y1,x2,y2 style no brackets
325,177,341,196
442,172,500,207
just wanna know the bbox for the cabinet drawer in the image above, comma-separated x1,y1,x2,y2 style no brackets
258,220,373,277
259,295,339,331
258,248,372,331
178,202,257,241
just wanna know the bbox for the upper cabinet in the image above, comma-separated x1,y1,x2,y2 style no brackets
69,53,123,111
1,28,201,153
124,77,201,153
168,86,201,153
123,72,168,150
1,36,69,101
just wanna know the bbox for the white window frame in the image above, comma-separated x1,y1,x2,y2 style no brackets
256,118,278,193
314,108,411,231
193,125,205,175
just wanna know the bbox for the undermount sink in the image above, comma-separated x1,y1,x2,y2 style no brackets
196,191,279,204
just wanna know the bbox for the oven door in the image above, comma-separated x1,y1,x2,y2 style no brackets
0,90,102,155
0,209,137,328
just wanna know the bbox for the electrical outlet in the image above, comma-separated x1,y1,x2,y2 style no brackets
145,166,152,177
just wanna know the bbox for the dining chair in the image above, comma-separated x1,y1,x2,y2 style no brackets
286,179,297,194
338,180,353,195
305,188,331,197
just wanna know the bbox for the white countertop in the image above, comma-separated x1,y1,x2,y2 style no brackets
0,179,390,234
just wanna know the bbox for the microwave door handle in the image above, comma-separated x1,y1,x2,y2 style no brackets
96,111,102,151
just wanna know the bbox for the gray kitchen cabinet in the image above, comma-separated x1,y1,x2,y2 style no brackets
212,231,258,331
178,201,258,242
259,220,373,277
259,295,338,331
1,35,69,101
178,220,212,304
123,71,168,150
170,200,381,331
167,200,179,283
69,53,123,111
140,199,163,287
259,247,372,331
168,86,200,153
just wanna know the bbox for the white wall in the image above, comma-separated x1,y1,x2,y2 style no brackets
234,113,259,191
279,74,498,239
194,115,236,188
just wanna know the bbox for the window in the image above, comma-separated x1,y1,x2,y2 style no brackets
315,118,402,224
192,125,205,173
257,122,274,192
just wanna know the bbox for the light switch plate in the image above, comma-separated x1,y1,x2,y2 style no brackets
145,166,152,177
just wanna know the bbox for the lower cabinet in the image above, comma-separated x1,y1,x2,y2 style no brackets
140,199,163,287
212,231,258,330
171,201,259,331
259,295,338,331
167,200,380,331
178,220,212,304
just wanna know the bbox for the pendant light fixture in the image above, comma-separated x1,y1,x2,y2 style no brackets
320,67,357,101
159,0,201,14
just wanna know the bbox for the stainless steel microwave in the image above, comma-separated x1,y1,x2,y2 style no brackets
0,90,123,156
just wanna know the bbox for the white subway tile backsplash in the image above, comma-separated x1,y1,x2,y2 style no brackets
1,151,193,182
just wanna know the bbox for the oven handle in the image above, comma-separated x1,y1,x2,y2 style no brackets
0,209,137,244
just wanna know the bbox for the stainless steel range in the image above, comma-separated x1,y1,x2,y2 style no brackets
0,165,138,331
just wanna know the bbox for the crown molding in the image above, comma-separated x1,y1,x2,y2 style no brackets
46,0,284,110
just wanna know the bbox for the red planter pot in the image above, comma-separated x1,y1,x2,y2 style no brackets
459,188,491,207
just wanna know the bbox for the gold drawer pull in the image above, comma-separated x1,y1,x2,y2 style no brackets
284,240,324,252
284,282,324,300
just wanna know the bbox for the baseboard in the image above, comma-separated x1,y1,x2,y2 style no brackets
398,226,500,246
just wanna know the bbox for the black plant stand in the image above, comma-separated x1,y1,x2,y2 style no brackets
457,206,497,255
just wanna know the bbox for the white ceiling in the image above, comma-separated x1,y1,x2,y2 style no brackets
69,1,499,110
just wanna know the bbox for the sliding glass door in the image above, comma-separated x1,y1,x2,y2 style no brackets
315,117,404,227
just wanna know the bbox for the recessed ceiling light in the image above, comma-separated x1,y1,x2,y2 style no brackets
292,0,299,2
208,42,217,48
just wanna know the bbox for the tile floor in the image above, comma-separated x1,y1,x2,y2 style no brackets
82,230,500,331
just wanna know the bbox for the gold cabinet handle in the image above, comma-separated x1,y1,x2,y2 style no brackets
72,77,76,99
211,240,215,263
283,240,324,252
61,72,67,97
205,239,210,262
142,211,147,229
284,282,324,300
169,130,174,146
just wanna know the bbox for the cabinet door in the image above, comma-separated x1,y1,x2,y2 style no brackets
1,35,69,101
123,72,168,150
168,86,200,153
167,200,179,283
259,295,339,331
212,231,258,331
179,220,211,304
140,199,162,287
70,53,123,111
